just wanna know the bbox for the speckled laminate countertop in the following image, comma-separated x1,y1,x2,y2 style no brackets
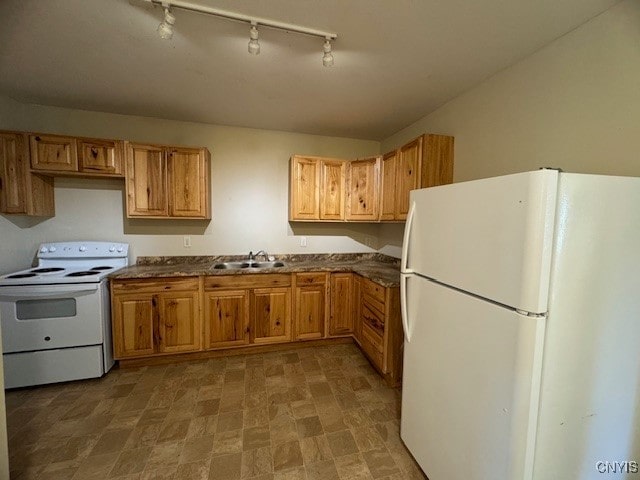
109,253,401,287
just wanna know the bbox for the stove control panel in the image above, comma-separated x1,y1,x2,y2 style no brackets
37,242,129,258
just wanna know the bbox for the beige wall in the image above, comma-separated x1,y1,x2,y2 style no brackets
379,0,640,257
0,96,380,273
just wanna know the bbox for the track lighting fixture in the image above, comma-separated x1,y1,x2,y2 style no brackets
157,7,175,40
322,38,334,67
248,23,260,55
144,0,337,65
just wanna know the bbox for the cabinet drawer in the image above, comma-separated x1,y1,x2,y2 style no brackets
360,323,384,371
295,272,327,285
361,300,385,337
204,274,291,290
111,277,199,294
361,277,386,304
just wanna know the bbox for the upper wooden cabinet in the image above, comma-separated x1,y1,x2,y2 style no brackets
29,133,125,177
346,156,380,221
319,160,346,220
78,138,124,175
380,133,454,221
30,134,78,172
125,142,211,219
379,150,398,221
289,155,347,221
289,132,453,224
0,132,54,217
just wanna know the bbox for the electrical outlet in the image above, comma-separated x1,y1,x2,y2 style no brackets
183,236,191,248
300,236,307,247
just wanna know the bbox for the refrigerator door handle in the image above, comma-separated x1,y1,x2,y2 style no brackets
401,200,416,273
400,273,411,342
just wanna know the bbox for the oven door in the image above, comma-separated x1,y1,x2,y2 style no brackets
0,283,104,353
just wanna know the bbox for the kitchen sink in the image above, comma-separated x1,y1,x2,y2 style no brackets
213,261,286,270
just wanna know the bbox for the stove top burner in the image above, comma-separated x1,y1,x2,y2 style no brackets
89,266,114,271
30,267,65,273
7,273,37,279
65,271,99,277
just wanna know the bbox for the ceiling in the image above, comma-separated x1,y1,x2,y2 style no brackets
0,0,619,140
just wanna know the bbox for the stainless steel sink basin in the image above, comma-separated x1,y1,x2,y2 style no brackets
213,261,286,270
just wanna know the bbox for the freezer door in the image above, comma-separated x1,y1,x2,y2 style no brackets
401,170,557,314
401,274,545,480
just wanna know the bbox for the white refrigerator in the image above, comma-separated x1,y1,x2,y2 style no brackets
400,170,640,480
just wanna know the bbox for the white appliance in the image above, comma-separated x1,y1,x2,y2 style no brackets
400,170,640,480
0,241,129,388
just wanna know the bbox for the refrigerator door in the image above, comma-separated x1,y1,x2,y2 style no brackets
401,170,558,314
533,173,640,478
401,274,545,480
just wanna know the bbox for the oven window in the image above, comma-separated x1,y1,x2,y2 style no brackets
16,299,77,320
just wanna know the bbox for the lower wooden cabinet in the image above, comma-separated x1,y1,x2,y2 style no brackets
294,273,328,340
251,287,292,344
111,272,402,385
204,289,250,348
353,275,403,386
204,274,292,348
329,273,354,336
111,278,201,359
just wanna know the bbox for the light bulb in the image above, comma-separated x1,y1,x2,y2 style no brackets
322,39,334,67
248,24,260,55
158,8,175,40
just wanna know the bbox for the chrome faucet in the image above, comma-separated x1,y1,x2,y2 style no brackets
249,250,269,262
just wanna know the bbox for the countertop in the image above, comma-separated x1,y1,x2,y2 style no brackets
109,253,401,287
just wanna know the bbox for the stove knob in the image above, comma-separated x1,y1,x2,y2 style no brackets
49,246,56,252
117,246,124,253
109,245,116,252
39,246,48,253
79,245,87,252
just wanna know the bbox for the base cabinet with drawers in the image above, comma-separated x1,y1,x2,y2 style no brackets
111,271,402,385
353,275,403,386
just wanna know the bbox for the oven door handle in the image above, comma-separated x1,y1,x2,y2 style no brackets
0,284,99,300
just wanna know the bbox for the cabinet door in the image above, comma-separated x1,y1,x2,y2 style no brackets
346,157,379,221
251,288,291,344
395,136,423,220
112,294,157,358
353,275,362,343
2,132,53,216
422,134,454,188
329,273,353,336
168,147,210,218
319,159,345,220
29,134,78,172
125,143,168,217
204,289,250,348
78,139,124,175
158,291,201,353
289,156,319,220
295,284,326,340
379,151,398,221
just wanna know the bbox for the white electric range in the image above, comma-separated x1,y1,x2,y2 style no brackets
0,241,129,388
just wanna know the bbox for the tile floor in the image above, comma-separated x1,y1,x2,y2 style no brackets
5,343,427,480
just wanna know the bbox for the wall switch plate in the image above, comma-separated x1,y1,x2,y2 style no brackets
183,236,191,248
300,236,307,247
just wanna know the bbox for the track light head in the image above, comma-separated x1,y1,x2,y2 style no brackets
322,38,334,67
248,23,260,55
157,7,175,40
